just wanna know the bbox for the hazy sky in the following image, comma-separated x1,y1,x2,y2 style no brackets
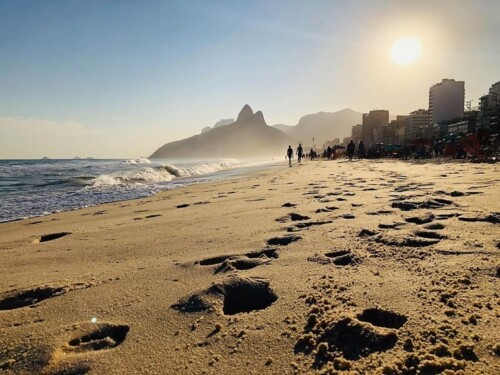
1,0,499,158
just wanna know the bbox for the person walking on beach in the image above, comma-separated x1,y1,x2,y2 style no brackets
296,144,304,164
286,145,294,167
358,141,366,159
347,140,356,161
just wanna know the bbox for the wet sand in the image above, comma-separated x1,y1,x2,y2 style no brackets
0,159,499,374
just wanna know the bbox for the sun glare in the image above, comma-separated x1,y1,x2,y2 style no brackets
390,37,421,65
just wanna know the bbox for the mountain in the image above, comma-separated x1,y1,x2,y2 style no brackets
273,108,362,145
272,124,295,133
201,119,235,134
150,105,295,159
214,119,235,128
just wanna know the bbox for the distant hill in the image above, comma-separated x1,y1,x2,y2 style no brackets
272,108,362,145
150,105,295,159
201,118,235,134
272,124,295,133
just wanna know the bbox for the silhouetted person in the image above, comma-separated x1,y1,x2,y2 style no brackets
347,140,355,161
310,148,315,161
296,144,304,164
358,141,365,159
286,145,293,167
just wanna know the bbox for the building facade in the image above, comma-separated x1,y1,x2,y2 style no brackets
429,79,465,126
476,81,500,133
405,109,430,142
351,124,363,143
387,115,408,144
362,110,389,146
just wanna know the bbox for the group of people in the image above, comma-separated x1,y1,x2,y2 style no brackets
286,141,366,166
346,140,366,161
286,131,498,165
286,144,304,166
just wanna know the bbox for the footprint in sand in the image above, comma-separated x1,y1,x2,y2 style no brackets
145,214,162,219
339,214,355,219
458,213,500,224
374,234,440,248
325,250,359,266
195,249,278,274
287,221,333,232
326,192,342,196
366,210,394,216
266,235,302,246
404,213,435,225
316,206,339,213
295,315,399,360
392,198,453,211
318,198,334,203
0,286,67,311
358,229,378,237
172,276,278,315
414,230,447,240
378,222,406,229
308,250,360,266
275,213,310,223
357,308,407,329
424,223,445,230
61,322,130,354
176,204,190,209
33,232,71,243
303,190,319,196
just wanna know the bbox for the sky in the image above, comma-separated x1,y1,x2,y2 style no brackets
1,0,499,158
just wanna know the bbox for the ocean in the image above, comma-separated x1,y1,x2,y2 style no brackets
0,158,278,223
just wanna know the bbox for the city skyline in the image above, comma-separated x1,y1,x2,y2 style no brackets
1,0,499,158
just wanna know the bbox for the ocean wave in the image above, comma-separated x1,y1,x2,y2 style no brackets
87,160,239,188
124,158,152,164
89,167,175,188
162,160,240,177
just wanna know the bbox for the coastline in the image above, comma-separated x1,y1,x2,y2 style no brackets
0,158,284,224
0,159,499,374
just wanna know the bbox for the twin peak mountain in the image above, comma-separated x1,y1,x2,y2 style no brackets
149,105,362,159
149,105,294,159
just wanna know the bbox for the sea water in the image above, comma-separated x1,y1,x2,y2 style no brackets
0,158,278,223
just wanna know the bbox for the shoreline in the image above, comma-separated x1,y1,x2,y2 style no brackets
1,157,490,225
0,159,499,374
0,158,285,224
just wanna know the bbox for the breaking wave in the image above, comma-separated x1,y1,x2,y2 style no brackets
88,159,239,188
124,157,152,164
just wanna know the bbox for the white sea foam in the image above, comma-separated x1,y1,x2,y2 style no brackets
169,159,240,177
0,158,252,222
124,157,152,164
88,160,239,188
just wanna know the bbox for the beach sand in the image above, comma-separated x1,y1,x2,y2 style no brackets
0,159,499,374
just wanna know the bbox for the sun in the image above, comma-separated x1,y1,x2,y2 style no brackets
390,37,421,65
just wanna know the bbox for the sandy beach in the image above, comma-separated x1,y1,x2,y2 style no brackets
0,159,499,374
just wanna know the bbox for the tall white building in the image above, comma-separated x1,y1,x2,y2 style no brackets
429,79,465,125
